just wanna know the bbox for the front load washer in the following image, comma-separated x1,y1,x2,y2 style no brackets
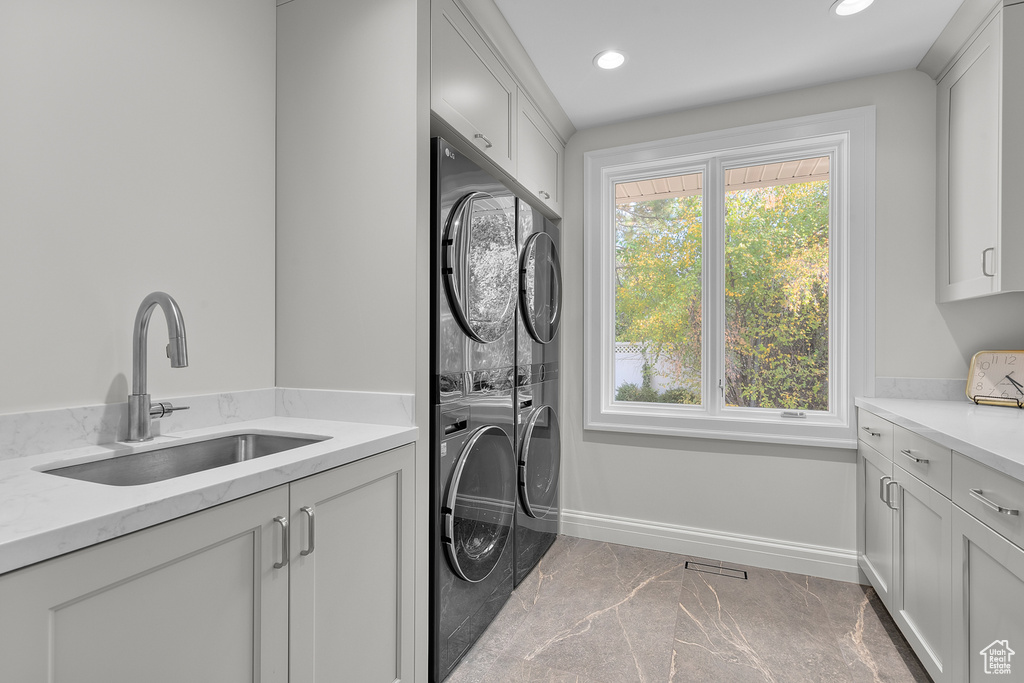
513,378,560,586
431,395,516,682
432,137,519,404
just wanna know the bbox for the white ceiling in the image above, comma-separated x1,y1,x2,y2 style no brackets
492,0,964,131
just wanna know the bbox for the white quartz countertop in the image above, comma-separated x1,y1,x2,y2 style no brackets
0,417,417,576
856,397,1024,482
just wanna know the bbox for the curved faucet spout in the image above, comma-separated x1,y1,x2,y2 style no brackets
128,292,189,441
131,292,188,395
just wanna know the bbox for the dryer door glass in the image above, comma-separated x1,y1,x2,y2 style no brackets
519,405,560,520
444,425,516,583
444,192,518,343
520,232,562,344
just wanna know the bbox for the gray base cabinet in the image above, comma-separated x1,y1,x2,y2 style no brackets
952,506,1024,680
0,444,415,682
858,442,895,608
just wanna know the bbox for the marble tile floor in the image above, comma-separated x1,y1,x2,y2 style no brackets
446,536,931,683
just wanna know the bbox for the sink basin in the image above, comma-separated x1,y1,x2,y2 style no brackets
45,433,327,486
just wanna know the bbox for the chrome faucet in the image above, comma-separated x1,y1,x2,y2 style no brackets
127,292,190,442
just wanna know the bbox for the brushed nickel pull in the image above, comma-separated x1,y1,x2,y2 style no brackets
886,480,901,511
300,506,316,556
273,516,289,569
970,488,1020,516
861,426,880,437
473,133,493,149
900,448,929,464
538,190,551,199
879,475,892,505
982,247,996,277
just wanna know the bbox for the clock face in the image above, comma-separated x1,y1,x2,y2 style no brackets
969,351,1024,401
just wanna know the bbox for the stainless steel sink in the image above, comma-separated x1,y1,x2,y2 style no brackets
45,433,327,486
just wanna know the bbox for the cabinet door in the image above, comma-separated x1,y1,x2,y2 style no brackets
937,13,1001,301
517,93,563,216
0,486,290,683
431,0,516,175
858,442,895,608
952,505,1024,681
289,444,415,683
892,467,953,682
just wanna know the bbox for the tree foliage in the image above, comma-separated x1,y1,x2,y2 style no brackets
615,180,830,411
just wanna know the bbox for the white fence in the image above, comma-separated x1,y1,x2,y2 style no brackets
614,342,676,392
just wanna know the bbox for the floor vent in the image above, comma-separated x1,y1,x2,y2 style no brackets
684,560,748,580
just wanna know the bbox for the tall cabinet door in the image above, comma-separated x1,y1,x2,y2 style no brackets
289,444,415,683
937,13,1001,301
891,467,952,682
0,486,290,683
951,506,1024,681
858,442,895,608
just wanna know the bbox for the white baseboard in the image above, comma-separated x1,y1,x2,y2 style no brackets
560,509,862,584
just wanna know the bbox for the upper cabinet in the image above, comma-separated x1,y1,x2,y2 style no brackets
934,1,1024,302
517,92,564,215
431,0,517,176
430,0,572,217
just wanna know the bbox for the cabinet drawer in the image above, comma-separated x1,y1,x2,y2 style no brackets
894,426,952,498
857,409,894,459
953,452,1024,550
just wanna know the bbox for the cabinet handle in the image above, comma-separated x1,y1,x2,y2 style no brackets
538,190,551,200
473,133,493,149
861,426,881,437
982,247,996,277
273,516,289,569
879,475,892,505
899,448,929,464
886,480,901,511
300,506,316,556
970,488,1020,516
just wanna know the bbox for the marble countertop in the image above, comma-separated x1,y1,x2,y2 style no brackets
856,397,1024,482
0,416,417,576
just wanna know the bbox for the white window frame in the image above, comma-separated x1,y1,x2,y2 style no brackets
583,108,875,449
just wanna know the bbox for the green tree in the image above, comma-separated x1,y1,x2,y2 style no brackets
614,180,829,411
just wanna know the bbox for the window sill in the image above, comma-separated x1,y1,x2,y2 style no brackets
585,407,858,449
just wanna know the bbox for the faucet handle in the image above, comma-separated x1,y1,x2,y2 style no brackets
149,401,190,419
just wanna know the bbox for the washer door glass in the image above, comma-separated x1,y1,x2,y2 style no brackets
519,405,560,520
519,232,562,344
444,425,516,583
444,192,518,343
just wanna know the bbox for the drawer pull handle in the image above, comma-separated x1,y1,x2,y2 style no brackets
900,448,929,464
879,475,892,505
473,133,493,149
970,489,1020,516
300,506,316,557
273,516,289,569
982,247,996,277
538,190,551,200
861,426,881,437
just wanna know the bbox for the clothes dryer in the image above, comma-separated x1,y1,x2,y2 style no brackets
430,395,516,682
516,200,561,386
432,138,519,404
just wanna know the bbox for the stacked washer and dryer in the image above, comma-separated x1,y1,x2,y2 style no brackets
430,137,562,682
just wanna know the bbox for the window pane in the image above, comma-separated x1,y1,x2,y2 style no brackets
723,157,830,411
613,172,703,405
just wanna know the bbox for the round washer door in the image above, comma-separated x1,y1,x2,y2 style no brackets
519,405,561,520
443,425,516,583
519,232,562,344
444,192,518,343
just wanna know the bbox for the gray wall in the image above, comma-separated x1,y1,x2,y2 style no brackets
560,69,997,579
0,0,278,414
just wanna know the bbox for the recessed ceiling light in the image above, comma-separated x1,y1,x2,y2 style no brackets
594,50,626,70
831,0,874,15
